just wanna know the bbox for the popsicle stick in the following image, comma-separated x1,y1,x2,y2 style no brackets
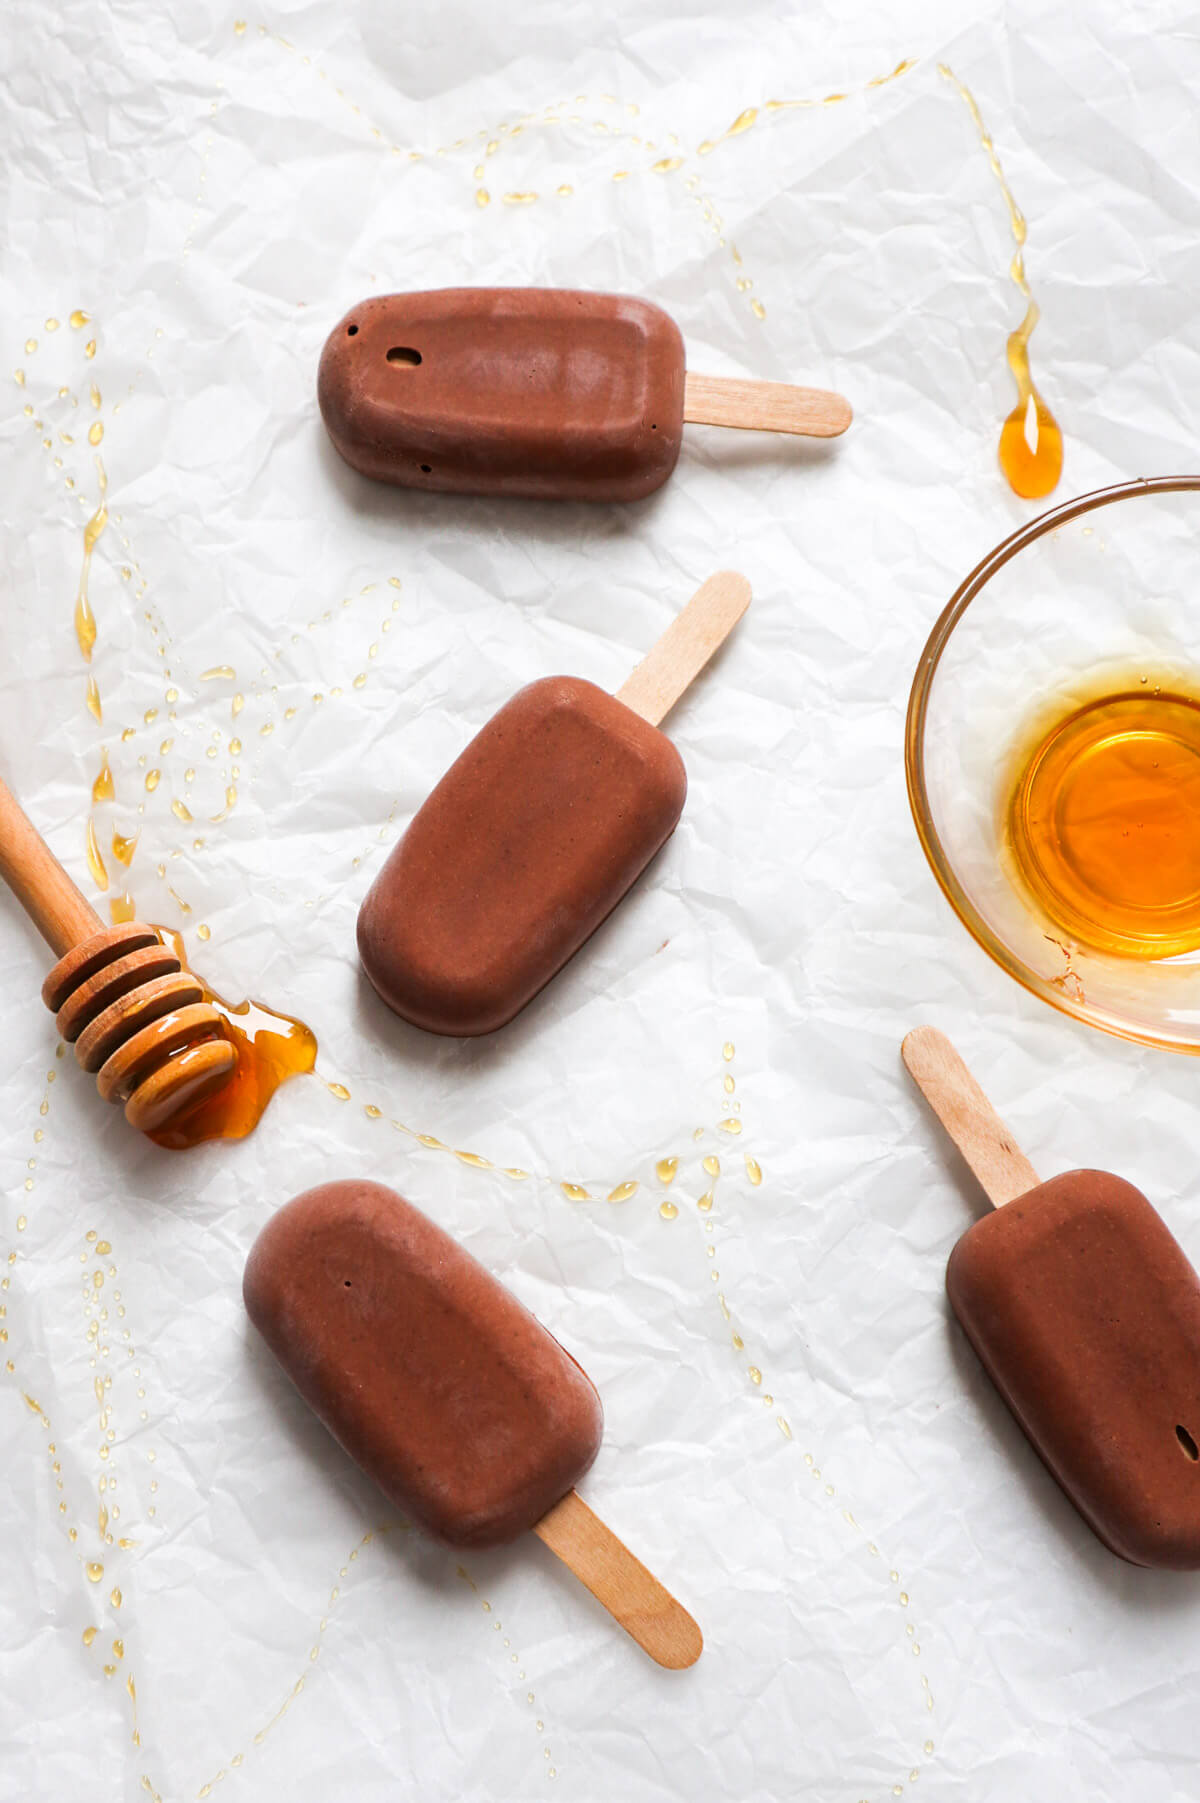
616,570,751,728
683,372,852,439
901,1027,1040,1209
0,774,103,958
533,1489,702,1670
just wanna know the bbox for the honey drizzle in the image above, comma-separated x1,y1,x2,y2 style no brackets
455,1563,557,1777
938,64,1063,498
688,1047,936,1782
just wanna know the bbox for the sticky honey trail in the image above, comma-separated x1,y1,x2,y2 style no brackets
938,64,1063,499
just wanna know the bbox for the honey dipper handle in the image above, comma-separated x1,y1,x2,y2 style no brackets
901,1026,1040,1209
615,570,751,728
683,372,852,439
532,1489,703,1669
0,775,103,958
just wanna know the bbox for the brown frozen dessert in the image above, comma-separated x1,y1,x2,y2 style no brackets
356,676,687,1035
244,1179,603,1547
317,287,686,501
947,1169,1200,1569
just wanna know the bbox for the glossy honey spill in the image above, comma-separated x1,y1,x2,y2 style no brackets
998,305,1063,500
1005,673,1200,957
146,927,317,1149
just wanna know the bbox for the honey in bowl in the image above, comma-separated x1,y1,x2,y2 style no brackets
1004,671,1200,959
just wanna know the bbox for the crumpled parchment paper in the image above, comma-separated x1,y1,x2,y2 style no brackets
4,2,1200,1799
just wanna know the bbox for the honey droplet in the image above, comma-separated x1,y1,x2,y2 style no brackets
110,1586,121,1608
561,1183,590,1202
112,1638,124,1659
45,317,60,332
75,593,98,662
86,1562,104,1583
722,1042,735,1061
652,156,684,172
697,1190,714,1212
70,309,90,329
84,504,107,556
171,799,193,823
24,338,37,356
326,1081,351,1102
86,676,102,722
92,757,115,804
82,1624,98,1646
718,1118,743,1135
85,819,109,892
745,1156,763,1186
144,770,160,793
658,1199,679,1220
201,665,236,681
607,1181,638,1203
111,828,138,867
89,384,102,410
655,1156,679,1186
998,303,1062,498
85,339,96,359
475,188,491,208
702,1155,720,1178
110,892,136,924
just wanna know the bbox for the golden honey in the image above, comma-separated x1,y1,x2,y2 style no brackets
997,304,1062,500
145,928,317,1149
1005,673,1200,957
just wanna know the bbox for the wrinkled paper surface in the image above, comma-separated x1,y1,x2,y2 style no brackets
3,2,1200,1798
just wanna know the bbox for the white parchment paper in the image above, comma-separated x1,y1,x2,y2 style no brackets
4,2,1200,1798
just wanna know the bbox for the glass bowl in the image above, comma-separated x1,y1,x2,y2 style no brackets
906,476,1200,1054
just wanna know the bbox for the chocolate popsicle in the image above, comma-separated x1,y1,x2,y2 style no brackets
357,570,750,1036
245,1179,702,1666
903,1026,1200,1569
317,287,851,501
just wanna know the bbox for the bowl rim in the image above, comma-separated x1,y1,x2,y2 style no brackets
905,474,1200,1055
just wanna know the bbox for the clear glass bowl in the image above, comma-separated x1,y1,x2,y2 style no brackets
906,476,1200,1054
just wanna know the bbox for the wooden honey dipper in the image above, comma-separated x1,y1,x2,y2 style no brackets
0,775,236,1132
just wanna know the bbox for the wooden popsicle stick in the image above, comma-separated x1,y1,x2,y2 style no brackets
615,570,751,728
0,774,103,958
901,1026,1040,1210
533,1488,702,1669
683,371,852,439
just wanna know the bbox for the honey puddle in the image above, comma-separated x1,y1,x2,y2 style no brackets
1004,670,1200,958
145,928,317,1149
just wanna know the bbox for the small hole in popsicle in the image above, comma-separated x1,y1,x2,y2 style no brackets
344,1280,352,1288
420,464,432,473
1176,1424,1199,1461
346,324,359,337
386,346,422,367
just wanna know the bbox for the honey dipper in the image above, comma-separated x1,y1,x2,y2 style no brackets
0,775,235,1132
